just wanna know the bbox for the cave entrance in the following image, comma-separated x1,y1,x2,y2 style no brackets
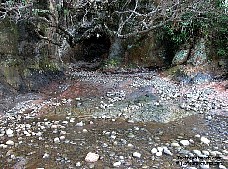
81,32,111,62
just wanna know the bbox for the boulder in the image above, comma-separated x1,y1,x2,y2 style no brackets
188,38,207,66
172,49,190,65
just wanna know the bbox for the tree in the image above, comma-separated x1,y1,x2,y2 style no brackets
0,0,227,57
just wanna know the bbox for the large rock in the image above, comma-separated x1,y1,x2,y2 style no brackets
188,38,208,66
124,33,166,68
172,48,190,65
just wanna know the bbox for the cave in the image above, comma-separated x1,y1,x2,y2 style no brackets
80,32,111,62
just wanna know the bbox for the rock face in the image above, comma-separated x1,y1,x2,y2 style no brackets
0,18,63,93
124,33,166,68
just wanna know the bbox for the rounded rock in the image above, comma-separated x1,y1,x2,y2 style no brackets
156,151,162,157
200,136,210,145
85,152,99,163
6,140,14,146
113,161,121,167
180,140,190,146
133,152,141,158
151,148,158,154
171,142,180,147
54,137,60,143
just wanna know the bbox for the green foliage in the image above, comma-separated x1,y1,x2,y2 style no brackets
102,58,121,69
157,6,228,59
211,13,228,58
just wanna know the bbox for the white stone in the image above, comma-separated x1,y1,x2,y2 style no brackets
85,152,99,162
195,134,201,138
6,129,14,136
0,144,8,148
200,136,210,145
151,148,158,154
133,152,141,158
51,125,58,129
6,140,14,146
189,139,194,144
113,161,121,167
82,129,88,133
60,130,67,135
76,121,84,127
207,115,212,120
43,153,49,158
156,151,162,156
163,147,173,156
76,162,81,167
62,121,68,125
60,136,65,140
54,137,60,143
192,150,202,156
127,143,134,148
70,118,75,123
36,132,42,136
171,142,180,147
180,140,190,146
157,147,164,152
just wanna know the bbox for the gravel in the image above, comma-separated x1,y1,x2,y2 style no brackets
0,68,227,169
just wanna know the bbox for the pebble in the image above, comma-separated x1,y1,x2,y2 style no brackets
6,129,14,137
200,136,210,145
85,152,99,162
43,153,49,158
156,151,162,157
132,152,141,158
127,133,135,138
127,143,134,148
70,118,75,123
6,140,14,146
60,130,67,135
76,121,84,127
192,150,202,156
171,142,180,147
51,125,58,129
113,161,121,167
76,162,81,167
82,129,88,133
195,134,201,138
163,147,173,156
157,147,164,152
151,148,158,154
54,137,60,143
180,140,190,146
207,115,212,120
0,144,8,149
60,136,65,140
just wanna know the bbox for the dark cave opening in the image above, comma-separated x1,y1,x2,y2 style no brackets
81,33,111,62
